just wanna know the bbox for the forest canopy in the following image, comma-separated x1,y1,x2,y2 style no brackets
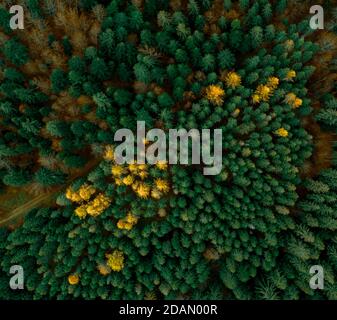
0,0,336,300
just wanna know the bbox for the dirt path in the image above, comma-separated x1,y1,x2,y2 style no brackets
0,190,59,226
0,158,101,227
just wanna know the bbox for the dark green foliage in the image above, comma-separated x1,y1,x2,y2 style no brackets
46,121,71,138
51,69,69,93
316,98,337,130
158,93,174,108
2,169,31,187
34,168,66,186
1,38,28,66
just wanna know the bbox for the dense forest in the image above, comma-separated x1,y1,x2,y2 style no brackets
0,0,336,300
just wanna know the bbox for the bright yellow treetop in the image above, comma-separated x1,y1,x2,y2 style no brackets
225,71,241,89
78,184,96,201
111,165,125,177
155,178,170,193
155,161,168,170
275,128,289,137
285,70,296,81
255,85,271,101
103,145,114,161
75,205,88,219
205,85,225,106
122,175,134,186
136,183,150,199
117,212,139,230
267,76,279,89
285,93,302,108
106,250,125,272
68,274,79,285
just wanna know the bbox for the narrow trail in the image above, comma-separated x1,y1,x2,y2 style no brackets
0,190,59,226
0,158,101,227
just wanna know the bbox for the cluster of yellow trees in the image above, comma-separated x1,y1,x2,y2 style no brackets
204,72,303,139
104,146,170,200
68,249,126,285
252,76,280,104
66,183,96,202
64,145,171,282
204,71,242,106
117,212,139,230
66,183,111,218
285,92,303,109
111,162,170,199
